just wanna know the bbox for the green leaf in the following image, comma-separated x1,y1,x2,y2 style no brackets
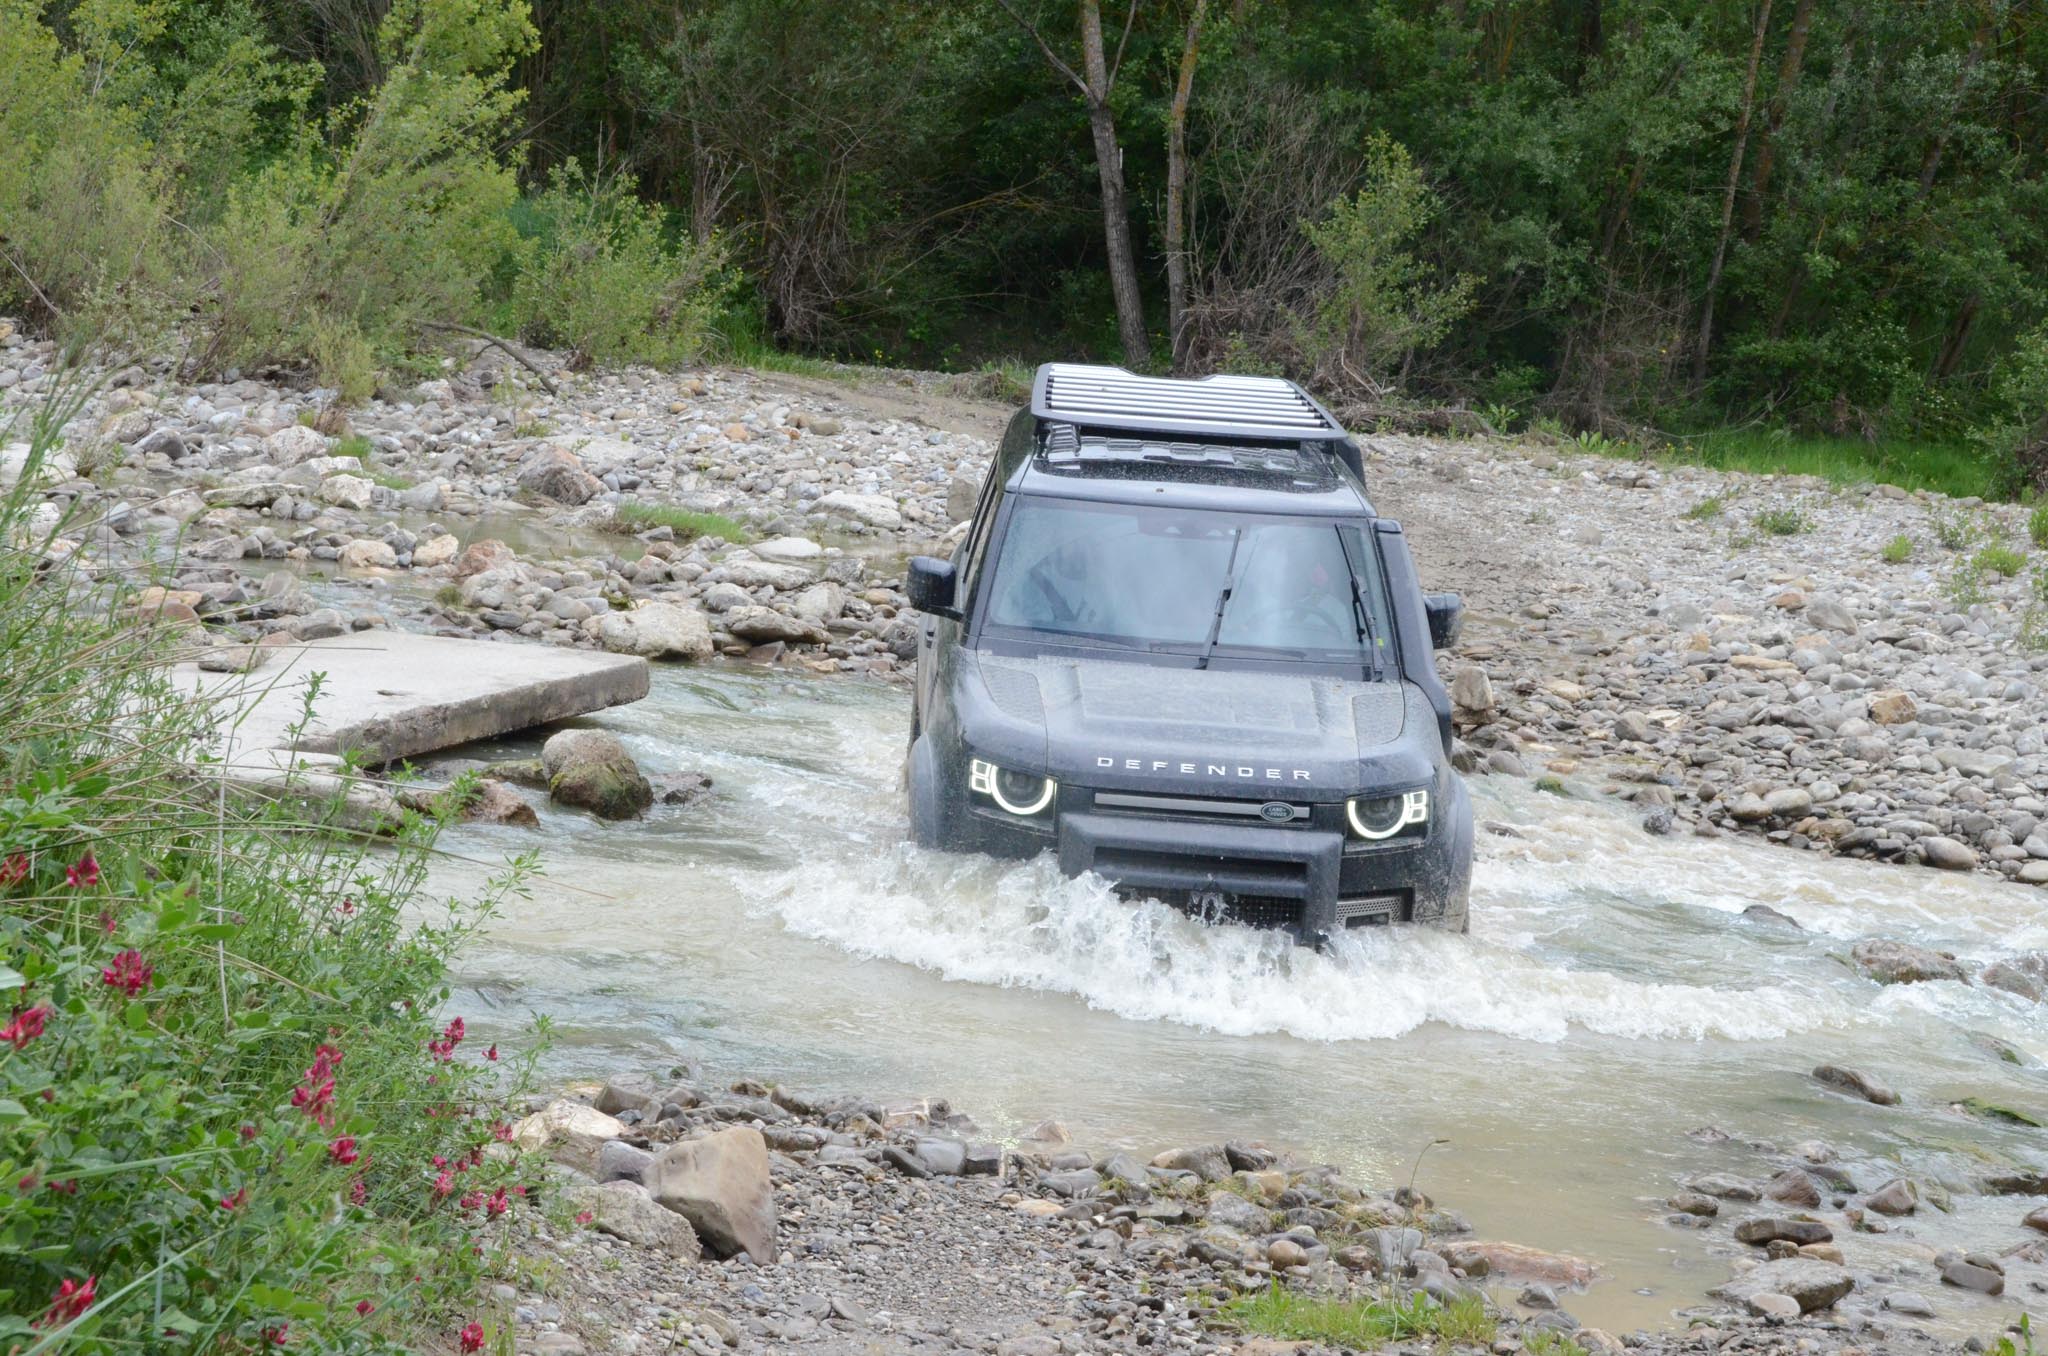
0,965,23,992
0,1100,27,1122
189,923,240,941
123,1001,149,1032
158,1309,200,1335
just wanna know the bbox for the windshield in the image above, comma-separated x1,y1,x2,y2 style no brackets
980,496,1394,670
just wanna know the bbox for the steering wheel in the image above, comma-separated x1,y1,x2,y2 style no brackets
1271,599,1349,641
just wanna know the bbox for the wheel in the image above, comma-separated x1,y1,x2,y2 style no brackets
906,731,960,850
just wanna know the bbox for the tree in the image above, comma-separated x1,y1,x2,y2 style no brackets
995,0,1150,365
1164,0,1207,371
1693,0,1773,388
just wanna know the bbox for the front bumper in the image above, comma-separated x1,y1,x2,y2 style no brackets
955,782,1472,940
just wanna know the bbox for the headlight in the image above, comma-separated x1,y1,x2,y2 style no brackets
1347,788,1429,841
970,758,1056,816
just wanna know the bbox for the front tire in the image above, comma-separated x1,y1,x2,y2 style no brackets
906,732,961,850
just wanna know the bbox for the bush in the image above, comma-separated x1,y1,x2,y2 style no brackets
2031,503,2048,550
1974,543,2026,579
1754,508,1811,536
510,162,735,370
1881,534,1913,563
0,386,542,1349
1683,496,1723,521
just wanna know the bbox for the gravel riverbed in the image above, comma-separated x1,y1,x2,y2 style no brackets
4,324,2046,1351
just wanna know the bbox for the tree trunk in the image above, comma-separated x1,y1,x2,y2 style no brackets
1079,0,1151,366
1933,294,1981,381
1164,0,1208,372
1916,8,1993,201
1743,0,1814,241
1693,0,1772,389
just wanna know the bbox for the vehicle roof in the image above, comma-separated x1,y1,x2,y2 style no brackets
1013,443,1378,518
1031,362,1348,441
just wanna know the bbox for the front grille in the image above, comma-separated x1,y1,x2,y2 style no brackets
1336,893,1407,927
1090,790,1313,826
1092,847,1308,898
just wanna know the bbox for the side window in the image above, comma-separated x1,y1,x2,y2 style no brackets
957,410,1031,595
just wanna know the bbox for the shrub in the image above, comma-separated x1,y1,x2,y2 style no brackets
1881,534,1913,563
1975,543,2026,579
0,384,542,1348
1754,507,1811,536
1683,496,1724,521
510,161,735,370
2031,503,2048,550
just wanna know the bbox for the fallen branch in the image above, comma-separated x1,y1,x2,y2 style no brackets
0,245,62,321
416,320,559,395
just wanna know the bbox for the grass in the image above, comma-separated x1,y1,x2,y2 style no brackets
2031,503,2048,549
613,500,752,543
1682,495,1724,521
1656,428,2001,500
1881,534,1914,563
1527,1331,1592,1356
1219,1287,1496,1349
1754,507,1811,536
332,433,374,461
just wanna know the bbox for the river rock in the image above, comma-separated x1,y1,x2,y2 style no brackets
1884,1291,1936,1317
1687,1174,1762,1201
2024,1205,2048,1233
724,605,827,645
338,538,397,570
413,533,460,568
1981,953,2048,1002
751,536,824,562
1813,1064,1899,1105
1764,1170,1821,1207
596,1138,656,1185
1865,1178,1917,1215
565,1177,701,1260
1667,1191,1719,1217
517,446,603,504
1204,1192,1271,1233
455,539,515,578
1920,835,1978,870
791,582,845,626
814,491,901,530
1940,1258,2004,1295
1851,938,1970,985
462,778,538,826
513,1099,628,1176
263,424,328,466
648,1126,776,1263
319,474,375,511
1735,1217,1832,1246
1712,1259,1854,1313
540,728,652,820
1442,1242,1594,1287
1449,666,1494,721
596,601,714,661
1152,1145,1233,1184
1868,690,1918,725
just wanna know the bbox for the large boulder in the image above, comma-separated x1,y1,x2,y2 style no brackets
1712,1259,1854,1314
517,446,603,505
1441,1241,1595,1288
541,729,652,820
318,474,375,511
647,1126,777,1263
337,538,398,570
413,533,460,568
1851,939,1971,985
596,602,714,661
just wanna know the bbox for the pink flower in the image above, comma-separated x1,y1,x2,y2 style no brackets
1,1005,50,1048
432,1170,454,1197
349,1176,368,1205
459,1190,483,1212
35,1276,95,1329
491,1121,514,1143
485,1043,498,1061
220,1187,248,1211
263,1321,289,1345
486,1187,509,1217
459,1321,485,1352
356,1300,375,1317
0,853,28,887
100,949,153,997
239,1123,258,1141
575,1209,594,1225
328,1136,360,1166
64,853,98,889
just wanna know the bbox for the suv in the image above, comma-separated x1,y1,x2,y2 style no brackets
904,363,1473,944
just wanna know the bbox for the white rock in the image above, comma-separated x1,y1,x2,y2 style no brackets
814,491,902,530
263,424,328,467
318,474,375,510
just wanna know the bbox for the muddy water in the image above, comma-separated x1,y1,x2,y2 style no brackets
435,668,2048,1332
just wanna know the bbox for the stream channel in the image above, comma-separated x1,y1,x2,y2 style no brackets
429,665,2048,1334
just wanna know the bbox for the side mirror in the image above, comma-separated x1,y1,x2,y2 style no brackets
1424,592,1462,650
906,556,960,619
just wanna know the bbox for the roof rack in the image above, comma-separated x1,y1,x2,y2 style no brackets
1031,363,1347,442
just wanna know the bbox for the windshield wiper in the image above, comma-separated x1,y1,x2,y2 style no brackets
1195,527,1245,671
1333,527,1383,677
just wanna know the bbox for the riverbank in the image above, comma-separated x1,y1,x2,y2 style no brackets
7,322,2048,896
489,1070,2018,1356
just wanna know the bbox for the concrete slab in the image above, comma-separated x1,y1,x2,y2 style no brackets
176,630,650,766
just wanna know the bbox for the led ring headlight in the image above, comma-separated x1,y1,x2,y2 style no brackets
1347,788,1429,840
970,759,1056,816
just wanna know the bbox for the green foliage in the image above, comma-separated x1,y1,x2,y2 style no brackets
1932,506,1981,551
1298,134,1477,393
613,501,751,543
1975,543,2026,579
0,388,544,1349
510,162,734,369
1526,1331,1592,1356
1754,508,1812,537
2031,504,2048,550
1989,1313,2035,1356
1219,1285,1496,1349
1881,535,1914,564
1662,430,2000,501
333,434,375,462
1683,497,1724,522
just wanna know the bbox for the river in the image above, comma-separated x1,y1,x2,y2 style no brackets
434,666,2048,1332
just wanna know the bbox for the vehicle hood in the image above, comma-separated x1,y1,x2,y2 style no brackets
964,653,1438,799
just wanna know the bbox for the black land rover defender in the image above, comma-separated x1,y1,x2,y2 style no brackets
904,363,1473,944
